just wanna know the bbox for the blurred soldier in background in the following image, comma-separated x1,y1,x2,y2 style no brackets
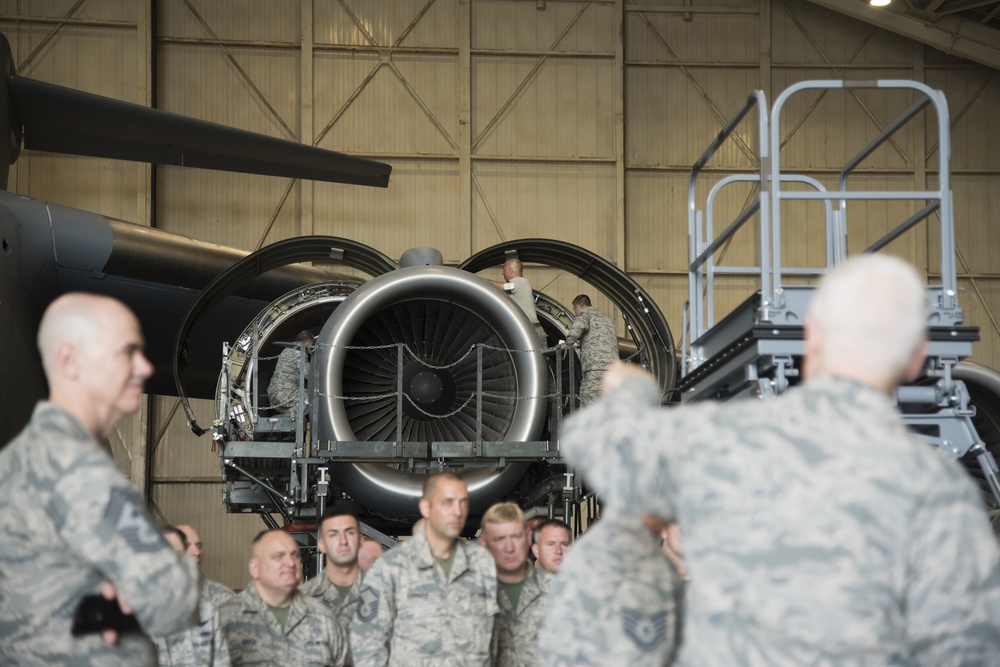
219,530,347,666
562,294,618,406
357,538,384,574
538,516,683,666
530,518,572,574
301,507,365,665
561,255,1000,665
267,330,315,413
176,523,235,606
351,472,499,666
0,293,199,666
157,527,230,667
480,502,552,667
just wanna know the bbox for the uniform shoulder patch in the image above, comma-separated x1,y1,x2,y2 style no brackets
621,608,668,652
103,486,165,553
356,586,379,622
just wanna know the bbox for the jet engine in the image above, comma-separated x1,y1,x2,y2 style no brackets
186,238,675,534
312,250,547,517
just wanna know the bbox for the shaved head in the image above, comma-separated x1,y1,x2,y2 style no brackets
37,293,153,439
249,530,302,607
502,258,524,281
422,471,463,500
38,294,119,375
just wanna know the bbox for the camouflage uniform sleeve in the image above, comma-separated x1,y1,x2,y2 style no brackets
905,476,1000,664
562,373,677,518
210,601,231,667
563,310,590,347
350,558,395,667
490,594,503,666
329,607,349,667
53,445,199,636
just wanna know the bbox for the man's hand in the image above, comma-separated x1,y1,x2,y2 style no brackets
601,361,653,394
99,580,133,646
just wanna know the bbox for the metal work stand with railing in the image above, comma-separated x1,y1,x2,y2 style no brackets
213,335,596,562
680,79,1000,508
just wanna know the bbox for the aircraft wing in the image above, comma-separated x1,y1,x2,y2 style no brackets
7,75,391,188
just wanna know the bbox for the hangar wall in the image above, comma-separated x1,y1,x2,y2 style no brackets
2,0,999,589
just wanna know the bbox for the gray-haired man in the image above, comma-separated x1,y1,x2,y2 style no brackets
561,255,1000,665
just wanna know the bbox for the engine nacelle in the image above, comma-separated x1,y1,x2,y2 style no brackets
312,258,548,517
196,237,673,533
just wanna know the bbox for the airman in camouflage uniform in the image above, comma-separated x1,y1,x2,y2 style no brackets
177,524,237,606
538,517,682,666
351,472,499,666
156,527,230,667
301,574,363,663
493,565,551,667
203,578,237,607
530,518,572,574
219,530,347,666
0,294,199,666
156,597,230,667
301,507,367,665
478,502,553,667
562,256,1000,666
563,294,619,406
267,330,315,412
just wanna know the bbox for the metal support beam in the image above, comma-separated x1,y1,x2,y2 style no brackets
459,0,473,251
614,0,626,282
803,0,1000,71
301,0,315,237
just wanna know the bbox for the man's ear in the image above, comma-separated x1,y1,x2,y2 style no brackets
803,317,822,379
531,543,540,559
248,558,259,581
418,498,430,520
478,533,486,547
55,343,79,381
902,339,930,383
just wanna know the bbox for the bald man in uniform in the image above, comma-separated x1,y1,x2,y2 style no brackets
351,472,499,666
219,529,347,666
0,293,199,665
489,258,547,348
176,523,235,606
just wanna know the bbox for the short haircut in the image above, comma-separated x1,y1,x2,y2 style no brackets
504,258,523,274
808,254,927,384
295,330,315,344
572,294,592,308
163,525,188,550
250,529,302,562
319,506,360,531
480,502,525,531
422,471,463,500
533,518,571,545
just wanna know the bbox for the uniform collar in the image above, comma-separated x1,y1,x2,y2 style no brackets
412,525,472,582
33,402,93,441
313,568,364,597
501,564,552,614
241,581,312,635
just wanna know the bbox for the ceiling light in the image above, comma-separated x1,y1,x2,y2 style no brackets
870,0,891,6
